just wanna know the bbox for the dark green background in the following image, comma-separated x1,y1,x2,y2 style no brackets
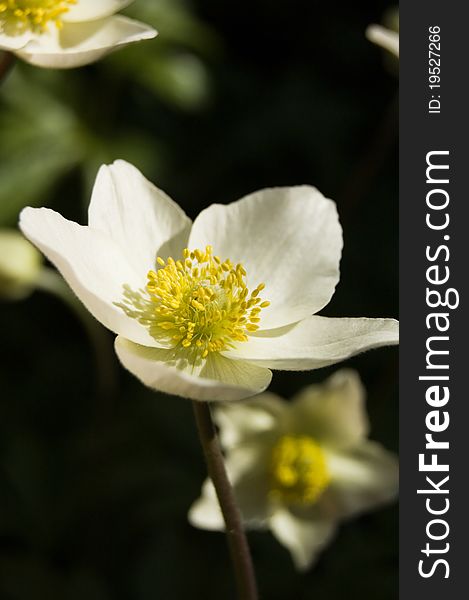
0,1,398,598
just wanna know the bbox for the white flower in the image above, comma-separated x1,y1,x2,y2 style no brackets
0,1,156,69
366,25,399,58
189,370,399,570
19,160,398,402
0,228,42,299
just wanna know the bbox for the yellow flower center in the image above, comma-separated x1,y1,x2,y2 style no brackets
270,435,330,506
118,245,270,363
0,0,76,34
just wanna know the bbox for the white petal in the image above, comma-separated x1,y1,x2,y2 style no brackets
366,25,399,57
227,446,273,525
188,186,342,329
224,316,399,369
326,440,399,518
214,393,287,449
290,370,369,449
188,479,225,531
19,207,156,346
88,160,191,275
0,32,33,50
114,337,272,402
189,444,271,530
269,508,336,571
16,16,156,69
63,0,134,22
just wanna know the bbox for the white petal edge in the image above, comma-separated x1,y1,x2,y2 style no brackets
0,32,34,50
326,440,399,518
290,369,369,449
16,16,157,69
188,186,343,330
88,160,192,275
366,25,399,57
115,337,273,402
19,207,158,347
224,316,399,370
214,392,288,449
269,508,337,571
63,0,134,22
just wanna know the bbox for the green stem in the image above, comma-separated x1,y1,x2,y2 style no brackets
0,52,16,85
192,401,258,600
36,268,118,412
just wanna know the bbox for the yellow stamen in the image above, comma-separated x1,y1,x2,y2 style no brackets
269,435,330,506
117,245,270,364
0,0,76,35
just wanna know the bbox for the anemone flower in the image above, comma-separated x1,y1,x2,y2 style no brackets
189,370,399,570
20,160,398,401
0,1,156,68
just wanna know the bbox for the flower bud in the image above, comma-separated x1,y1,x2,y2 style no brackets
0,229,42,299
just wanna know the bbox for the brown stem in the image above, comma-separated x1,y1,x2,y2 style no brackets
0,52,16,84
192,401,258,600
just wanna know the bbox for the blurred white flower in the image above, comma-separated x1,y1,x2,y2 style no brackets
20,160,398,401
189,370,399,570
0,228,41,299
0,0,156,68
366,24,399,57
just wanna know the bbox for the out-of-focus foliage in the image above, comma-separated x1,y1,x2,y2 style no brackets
0,0,217,225
119,0,218,108
0,0,398,599
0,72,83,224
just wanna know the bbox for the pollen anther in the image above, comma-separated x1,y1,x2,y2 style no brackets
0,0,76,34
269,435,331,506
121,245,269,363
